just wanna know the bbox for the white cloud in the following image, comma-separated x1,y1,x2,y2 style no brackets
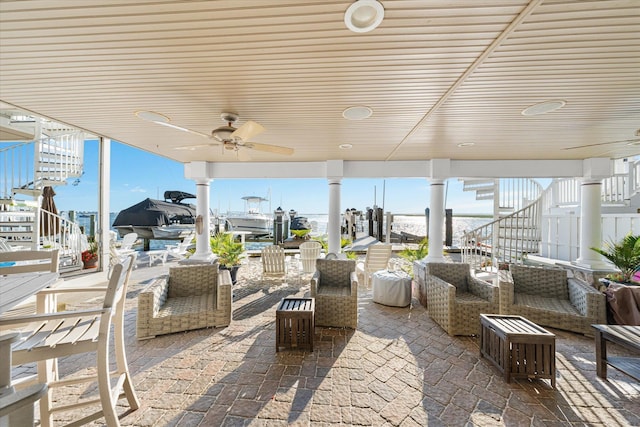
130,186,147,193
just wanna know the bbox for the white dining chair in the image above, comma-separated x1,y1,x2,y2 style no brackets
0,254,140,427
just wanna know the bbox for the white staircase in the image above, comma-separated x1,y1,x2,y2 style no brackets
0,130,86,271
460,159,640,272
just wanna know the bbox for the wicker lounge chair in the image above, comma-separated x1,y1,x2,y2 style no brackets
310,259,358,329
136,263,232,340
426,262,499,336
501,264,606,336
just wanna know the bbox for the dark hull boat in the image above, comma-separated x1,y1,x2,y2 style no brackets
112,191,197,240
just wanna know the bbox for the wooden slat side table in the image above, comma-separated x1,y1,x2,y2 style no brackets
276,297,315,352
592,324,640,381
480,314,556,388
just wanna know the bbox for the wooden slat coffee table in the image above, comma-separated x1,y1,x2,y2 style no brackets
592,324,640,381
276,297,315,352
480,314,556,388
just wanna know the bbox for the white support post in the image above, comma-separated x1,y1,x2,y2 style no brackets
190,179,215,263
425,179,446,263
328,178,342,254
99,137,110,271
575,178,608,268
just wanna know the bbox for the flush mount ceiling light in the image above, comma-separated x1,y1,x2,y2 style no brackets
521,100,567,116
344,0,384,33
339,143,353,150
457,142,475,147
342,106,373,120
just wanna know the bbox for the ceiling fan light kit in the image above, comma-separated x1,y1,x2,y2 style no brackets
344,0,384,33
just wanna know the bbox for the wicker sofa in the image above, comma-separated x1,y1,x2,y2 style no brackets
310,259,358,329
425,262,499,336
137,263,232,340
500,264,606,336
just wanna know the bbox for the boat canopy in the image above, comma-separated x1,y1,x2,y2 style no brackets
164,190,196,204
112,198,196,227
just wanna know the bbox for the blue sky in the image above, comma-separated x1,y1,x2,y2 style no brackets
50,139,495,215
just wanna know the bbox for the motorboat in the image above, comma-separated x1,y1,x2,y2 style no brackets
225,196,273,237
112,191,198,240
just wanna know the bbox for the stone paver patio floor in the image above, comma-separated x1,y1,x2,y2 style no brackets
20,256,640,426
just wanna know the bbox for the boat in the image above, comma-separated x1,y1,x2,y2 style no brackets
225,196,273,237
112,191,198,240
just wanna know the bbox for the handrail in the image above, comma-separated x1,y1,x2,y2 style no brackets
0,141,34,199
462,198,541,272
39,209,83,270
0,132,84,200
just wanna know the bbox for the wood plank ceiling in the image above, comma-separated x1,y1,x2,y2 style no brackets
0,0,639,163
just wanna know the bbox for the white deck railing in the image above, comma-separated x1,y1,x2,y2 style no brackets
463,158,640,271
0,131,84,199
39,209,84,271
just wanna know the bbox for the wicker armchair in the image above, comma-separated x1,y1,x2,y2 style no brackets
501,264,606,336
137,263,232,339
310,259,358,329
426,262,499,336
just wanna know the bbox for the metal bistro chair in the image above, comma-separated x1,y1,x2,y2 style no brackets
0,255,140,427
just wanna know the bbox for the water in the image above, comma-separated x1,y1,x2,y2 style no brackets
74,212,491,250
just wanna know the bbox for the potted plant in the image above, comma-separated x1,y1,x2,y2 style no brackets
210,232,245,285
591,233,640,285
397,237,428,275
82,239,99,269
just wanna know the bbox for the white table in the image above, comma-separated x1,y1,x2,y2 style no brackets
372,270,412,307
0,272,59,315
147,250,168,267
0,272,59,390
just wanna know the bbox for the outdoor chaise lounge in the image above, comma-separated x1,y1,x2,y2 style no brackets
310,258,358,329
136,263,232,340
501,264,606,336
425,262,499,336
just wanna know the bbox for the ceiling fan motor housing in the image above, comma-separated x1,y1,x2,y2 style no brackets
212,112,240,142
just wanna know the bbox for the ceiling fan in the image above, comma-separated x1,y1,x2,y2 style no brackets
136,111,294,158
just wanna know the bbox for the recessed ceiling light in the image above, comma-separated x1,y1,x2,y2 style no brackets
135,110,171,123
342,106,373,120
457,142,475,147
339,144,353,150
521,100,566,116
344,0,384,33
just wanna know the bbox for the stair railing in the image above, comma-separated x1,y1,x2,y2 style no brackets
0,141,34,200
39,209,83,270
35,132,85,187
462,198,541,272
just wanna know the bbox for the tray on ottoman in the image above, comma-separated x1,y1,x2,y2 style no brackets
480,314,556,388
276,297,315,352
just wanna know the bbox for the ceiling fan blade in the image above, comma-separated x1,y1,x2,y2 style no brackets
245,142,294,155
135,111,212,139
563,138,640,150
154,121,212,139
173,143,216,151
231,120,265,141
237,149,252,161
